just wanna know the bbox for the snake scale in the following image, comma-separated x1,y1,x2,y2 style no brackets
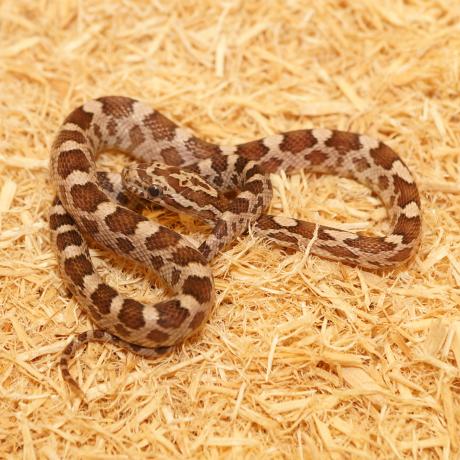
49,96,421,397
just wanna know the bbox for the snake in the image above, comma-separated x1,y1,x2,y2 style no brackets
49,96,422,397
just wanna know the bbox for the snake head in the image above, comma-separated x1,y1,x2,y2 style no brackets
121,162,167,202
121,162,224,222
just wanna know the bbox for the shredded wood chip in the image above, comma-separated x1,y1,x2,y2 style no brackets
1,0,459,458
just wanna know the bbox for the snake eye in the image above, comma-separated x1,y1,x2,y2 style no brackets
148,186,161,197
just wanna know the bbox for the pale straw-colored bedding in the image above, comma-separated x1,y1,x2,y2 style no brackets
1,1,459,458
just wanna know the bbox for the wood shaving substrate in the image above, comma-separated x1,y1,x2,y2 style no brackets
1,1,459,458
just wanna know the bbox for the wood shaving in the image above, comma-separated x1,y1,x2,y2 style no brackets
1,0,459,458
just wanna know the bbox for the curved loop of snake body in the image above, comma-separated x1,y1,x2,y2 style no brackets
49,96,421,397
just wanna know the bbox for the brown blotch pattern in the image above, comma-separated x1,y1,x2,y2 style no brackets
49,212,74,230
116,192,131,206
156,300,190,328
146,329,170,342
118,299,146,329
393,175,420,208
317,227,335,241
228,197,250,214
64,254,93,287
105,206,146,234
57,149,91,178
77,331,89,342
92,123,103,143
252,195,265,213
99,96,135,118
280,130,318,154
393,215,421,244
185,138,220,159
182,275,213,304
292,221,316,239
243,164,260,181
211,154,229,173
335,156,345,168
56,129,87,146
181,189,217,210
171,268,181,286
107,119,118,136
91,283,117,315
160,147,183,166
267,231,298,245
305,149,328,165
129,125,145,150
56,230,83,250
244,178,265,195
150,255,165,270
378,175,390,191
64,106,94,130
172,247,205,266
256,215,281,231
234,155,249,175
237,140,269,161
259,157,283,173
353,157,371,172
92,330,107,340
325,131,362,153
71,182,108,212
369,143,399,170
116,237,135,253
143,111,178,141
145,227,182,251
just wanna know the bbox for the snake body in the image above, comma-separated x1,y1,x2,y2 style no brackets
49,96,421,397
